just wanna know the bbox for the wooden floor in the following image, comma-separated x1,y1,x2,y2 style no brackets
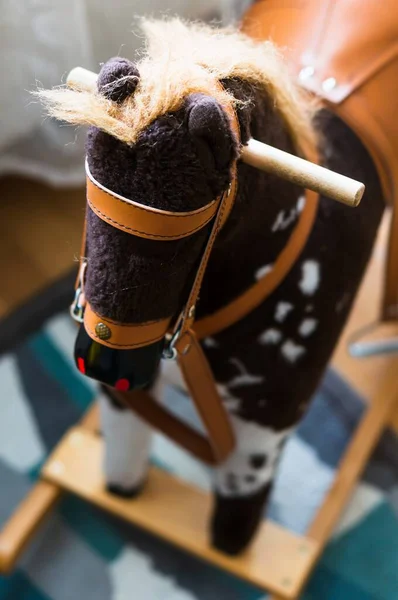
0,176,85,316
2,175,398,430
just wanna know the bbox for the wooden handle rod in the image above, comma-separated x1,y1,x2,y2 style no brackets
242,139,363,207
67,67,364,207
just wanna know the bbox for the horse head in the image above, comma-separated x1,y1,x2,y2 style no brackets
39,19,316,392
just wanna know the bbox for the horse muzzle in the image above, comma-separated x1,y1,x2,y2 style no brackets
74,321,165,391
71,283,171,391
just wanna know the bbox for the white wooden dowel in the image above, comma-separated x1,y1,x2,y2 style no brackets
67,67,98,92
242,139,364,207
66,67,364,207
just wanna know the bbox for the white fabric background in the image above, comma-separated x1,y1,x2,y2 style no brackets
0,0,246,186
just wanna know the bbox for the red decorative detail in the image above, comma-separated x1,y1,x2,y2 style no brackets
115,378,130,391
77,357,86,374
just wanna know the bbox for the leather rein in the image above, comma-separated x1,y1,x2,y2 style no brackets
72,95,319,465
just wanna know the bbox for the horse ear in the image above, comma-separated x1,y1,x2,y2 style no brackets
97,57,140,103
186,93,237,172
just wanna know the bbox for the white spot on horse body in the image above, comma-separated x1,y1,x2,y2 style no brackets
216,383,241,412
281,339,306,363
203,337,218,348
275,301,294,322
305,304,314,312
297,195,306,213
272,208,297,232
222,398,241,412
298,318,318,337
214,415,293,496
299,260,320,295
255,264,273,281
259,328,282,345
228,358,264,387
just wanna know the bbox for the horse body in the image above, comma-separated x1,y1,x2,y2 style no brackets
88,78,383,553
41,16,386,554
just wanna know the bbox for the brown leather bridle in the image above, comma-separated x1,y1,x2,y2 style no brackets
72,92,319,465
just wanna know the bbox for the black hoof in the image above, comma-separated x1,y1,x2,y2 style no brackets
211,484,271,556
107,479,146,499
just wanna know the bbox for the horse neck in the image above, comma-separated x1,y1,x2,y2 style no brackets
197,97,304,319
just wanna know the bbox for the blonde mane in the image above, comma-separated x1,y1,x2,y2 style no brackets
38,18,318,157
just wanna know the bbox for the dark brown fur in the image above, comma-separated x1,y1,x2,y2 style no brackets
85,59,384,554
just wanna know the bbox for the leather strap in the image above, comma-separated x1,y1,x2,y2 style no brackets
174,163,238,344
113,388,222,465
176,329,235,461
194,187,319,339
114,329,236,465
83,302,170,349
86,164,220,241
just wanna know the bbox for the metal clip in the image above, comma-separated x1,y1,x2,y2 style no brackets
162,316,183,361
70,260,87,324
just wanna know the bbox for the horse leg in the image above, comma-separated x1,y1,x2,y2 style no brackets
211,414,292,555
98,386,154,497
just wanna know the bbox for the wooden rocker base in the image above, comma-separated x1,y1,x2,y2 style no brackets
42,427,319,598
0,361,397,599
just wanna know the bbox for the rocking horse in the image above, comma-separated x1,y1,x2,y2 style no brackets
1,2,398,598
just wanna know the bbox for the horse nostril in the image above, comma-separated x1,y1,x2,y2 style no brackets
115,378,130,392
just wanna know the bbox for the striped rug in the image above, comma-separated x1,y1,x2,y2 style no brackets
1,306,397,599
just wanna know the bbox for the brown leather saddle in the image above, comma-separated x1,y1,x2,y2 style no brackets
243,0,398,328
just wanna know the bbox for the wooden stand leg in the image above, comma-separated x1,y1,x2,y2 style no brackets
308,371,398,545
0,482,61,574
269,362,398,600
0,403,99,575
